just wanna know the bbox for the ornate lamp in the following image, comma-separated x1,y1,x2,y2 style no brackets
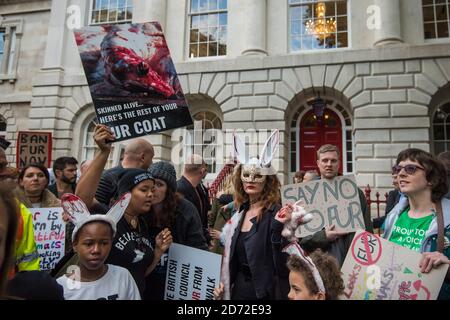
305,2,337,41
312,95,326,123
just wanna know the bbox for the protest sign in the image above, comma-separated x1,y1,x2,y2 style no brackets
16,131,52,169
0,136,11,149
165,243,221,300
340,230,448,300
74,22,193,142
29,207,65,271
281,174,365,237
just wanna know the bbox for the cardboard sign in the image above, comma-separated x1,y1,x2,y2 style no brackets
0,136,11,149
340,230,448,300
281,175,365,237
165,243,221,300
16,131,52,169
29,207,65,271
74,22,193,142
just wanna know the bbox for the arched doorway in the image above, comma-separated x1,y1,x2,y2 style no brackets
286,87,353,181
429,82,450,155
299,108,343,173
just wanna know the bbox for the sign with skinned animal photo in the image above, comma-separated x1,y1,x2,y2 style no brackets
165,243,221,300
340,230,448,300
281,174,365,237
74,22,193,142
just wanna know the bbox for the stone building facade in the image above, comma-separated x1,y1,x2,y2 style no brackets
1,0,450,194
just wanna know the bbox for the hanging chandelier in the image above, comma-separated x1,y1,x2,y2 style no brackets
305,2,337,40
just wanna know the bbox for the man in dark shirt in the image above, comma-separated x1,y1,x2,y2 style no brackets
177,154,212,246
95,138,154,206
48,157,78,198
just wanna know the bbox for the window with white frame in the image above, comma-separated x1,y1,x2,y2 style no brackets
0,19,22,83
422,0,450,39
433,102,450,154
289,0,348,51
82,120,97,162
189,0,227,58
185,111,222,174
90,0,133,25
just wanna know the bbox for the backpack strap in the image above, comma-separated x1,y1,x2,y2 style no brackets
436,200,445,253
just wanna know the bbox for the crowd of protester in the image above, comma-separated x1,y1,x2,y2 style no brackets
0,129,449,300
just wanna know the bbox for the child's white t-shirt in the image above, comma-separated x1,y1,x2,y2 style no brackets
57,264,141,300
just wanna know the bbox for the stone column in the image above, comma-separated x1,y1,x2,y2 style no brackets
42,0,69,69
373,0,403,46
133,0,167,31
241,0,267,56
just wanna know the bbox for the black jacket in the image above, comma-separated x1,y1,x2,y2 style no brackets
385,189,401,215
47,182,76,199
229,203,288,299
171,198,208,250
95,166,126,206
177,176,211,243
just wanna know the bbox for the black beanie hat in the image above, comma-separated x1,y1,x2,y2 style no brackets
148,161,177,191
117,168,154,196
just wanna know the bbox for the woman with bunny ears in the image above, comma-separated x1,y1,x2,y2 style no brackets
217,130,291,300
57,193,141,300
74,124,172,296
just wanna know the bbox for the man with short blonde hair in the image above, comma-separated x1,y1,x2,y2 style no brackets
316,144,340,160
299,144,373,266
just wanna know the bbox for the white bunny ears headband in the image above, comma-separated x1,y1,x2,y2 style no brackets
61,193,131,242
283,242,326,294
233,129,280,183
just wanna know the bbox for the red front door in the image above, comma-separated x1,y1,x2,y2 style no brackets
299,108,343,174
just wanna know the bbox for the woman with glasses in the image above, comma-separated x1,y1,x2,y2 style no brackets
383,148,450,299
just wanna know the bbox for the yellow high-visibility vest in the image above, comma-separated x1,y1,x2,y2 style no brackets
14,202,40,272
